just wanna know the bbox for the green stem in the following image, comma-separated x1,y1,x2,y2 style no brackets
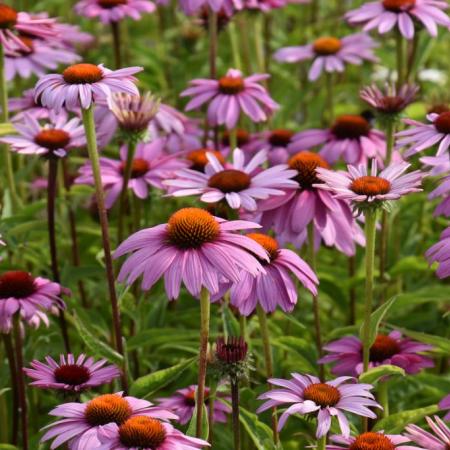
362,209,378,373
196,288,211,438
229,128,238,150
256,304,279,445
228,21,242,71
316,434,326,450
396,31,404,89
2,334,18,445
231,380,241,450
326,72,334,123
207,380,217,445
254,15,265,75
81,106,128,391
111,21,122,69
0,44,20,212
377,381,389,418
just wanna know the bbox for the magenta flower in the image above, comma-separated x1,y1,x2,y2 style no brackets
229,233,318,315
256,152,365,256
346,0,450,40
406,416,450,449
34,63,142,113
114,207,269,299
327,431,424,450
220,128,259,160
245,129,296,165
181,68,279,129
426,226,450,279
257,374,380,437
41,392,178,449
289,114,386,165
0,270,67,333
0,5,57,52
179,0,234,15
165,147,298,211
439,394,450,421
319,331,434,377
420,156,449,218
24,354,121,392
274,33,377,81
74,0,156,23
96,416,209,449
157,384,231,425
316,160,423,207
398,112,450,157
1,112,85,158
76,139,189,208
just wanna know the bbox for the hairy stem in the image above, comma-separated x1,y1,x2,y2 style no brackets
231,380,241,450
111,21,122,69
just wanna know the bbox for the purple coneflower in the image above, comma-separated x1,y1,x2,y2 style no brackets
185,147,228,172
0,270,66,333
257,374,380,437
181,68,279,129
439,394,450,421
158,384,231,425
346,0,450,39
165,147,298,211
229,233,318,315
327,431,424,450
319,331,434,377
420,155,450,217
41,392,178,449
1,112,85,158
256,152,365,256
398,112,450,157
114,207,268,298
96,416,209,449
34,63,142,113
220,128,258,160
289,114,386,165
247,129,296,165
74,0,156,24
426,226,450,279
316,160,423,209
405,416,450,449
24,354,121,392
274,33,378,81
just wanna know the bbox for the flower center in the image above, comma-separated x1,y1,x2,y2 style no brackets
303,383,341,407
0,4,18,30
369,334,401,362
208,169,251,193
379,96,406,113
97,0,128,8
17,36,34,54
0,271,36,299
187,149,225,171
332,115,371,140
85,394,132,426
222,129,250,147
247,233,279,261
34,129,71,150
268,129,294,147
382,0,416,12
119,416,166,449
119,158,150,178
349,432,396,450
54,364,91,386
218,76,245,95
167,208,220,249
313,37,342,55
288,151,330,189
62,64,103,84
350,176,391,196
434,111,450,134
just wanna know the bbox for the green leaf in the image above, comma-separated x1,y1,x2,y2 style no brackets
359,296,398,347
239,405,277,450
127,328,200,350
72,313,124,366
359,365,405,385
0,122,16,136
130,357,196,398
0,445,19,450
186,389,209,441
373,404,439,433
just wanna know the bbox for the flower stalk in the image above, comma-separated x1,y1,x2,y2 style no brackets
231,380,241,450
317,434,326,450
378,380,389,418
111,21,122,69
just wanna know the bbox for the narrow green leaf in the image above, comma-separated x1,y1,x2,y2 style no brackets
359,365,405,385
0,445,19,450
130,357,196,398
239,405,277,450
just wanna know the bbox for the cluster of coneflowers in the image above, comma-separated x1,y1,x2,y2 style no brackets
0,0,449,449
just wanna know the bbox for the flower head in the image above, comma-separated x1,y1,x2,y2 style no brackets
158,384,231,425
346,0,450,39
1,112,85,158
246,129,296,165
421,155,450,218
186,148,226,172
426,226,450,279
41,392,178,449
405,416,450,449
326,431,424,450
289,114,386,165
74,0,156,24
319,331,434,376
114,207,269,299
0,270,67,333
181,68,279,129
257,374,380,438
274,33,378,81
165,147,298,211
24,354,121,392
34,63,142,112
439,394,450,421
